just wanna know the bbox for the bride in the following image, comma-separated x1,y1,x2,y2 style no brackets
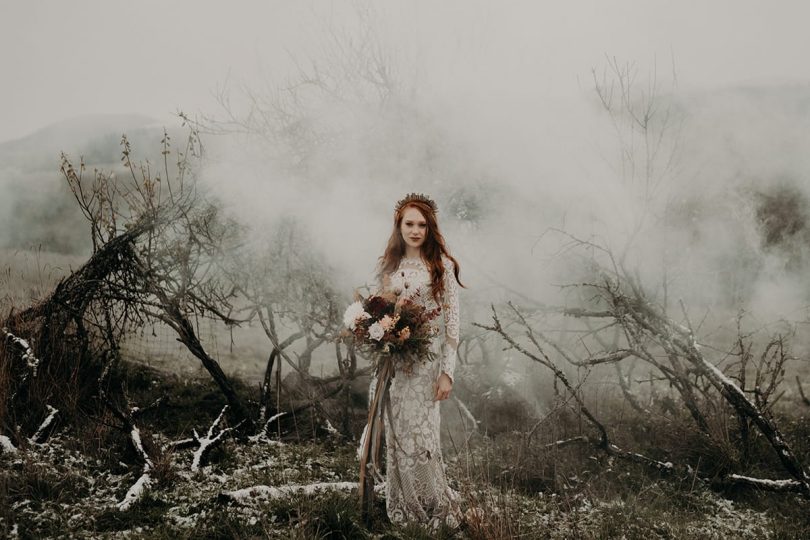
372,192,464,529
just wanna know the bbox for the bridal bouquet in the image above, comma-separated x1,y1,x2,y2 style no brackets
341,289,440,374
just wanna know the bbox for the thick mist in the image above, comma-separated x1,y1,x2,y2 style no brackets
194,22,810,338
3,2,810,355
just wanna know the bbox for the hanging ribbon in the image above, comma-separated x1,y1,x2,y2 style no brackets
358,356,394,519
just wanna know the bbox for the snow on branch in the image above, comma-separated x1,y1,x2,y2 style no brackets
131,397,165,419
191,405,242,472
0,435,18,455
129,424,154,470
323,419,340,437
479,301,801,495
103,396,158,511
543,435,591,451
665,322,810,495
118,471,153,511
2,327,40,377
163,437,198,451
116,418,155,511
724,474,804,493
29,405,58,444
607,444,674,473
219,481,358,504
542,436,675,473
262,411,288,434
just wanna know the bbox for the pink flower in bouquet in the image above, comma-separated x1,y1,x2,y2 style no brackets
380,314,395,331
398,327,411,341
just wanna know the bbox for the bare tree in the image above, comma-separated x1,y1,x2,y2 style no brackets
2,127,255,431
592,56,682,209
204,7,404,173
477,248,810,496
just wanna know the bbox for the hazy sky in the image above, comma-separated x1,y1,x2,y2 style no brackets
2,0,810,143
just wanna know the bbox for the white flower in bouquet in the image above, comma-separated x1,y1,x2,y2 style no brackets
368,321,385,341
343,301,370,330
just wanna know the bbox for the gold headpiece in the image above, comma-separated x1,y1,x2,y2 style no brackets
395,193,438,213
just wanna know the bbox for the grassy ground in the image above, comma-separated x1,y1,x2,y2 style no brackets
0,248,86,313
4,250,810,538
3,430,808,538
3,362,810,539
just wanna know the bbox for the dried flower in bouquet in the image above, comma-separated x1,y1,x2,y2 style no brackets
341,288,441,375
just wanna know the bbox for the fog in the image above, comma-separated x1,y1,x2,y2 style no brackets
3,1,810,144
3,1,810,333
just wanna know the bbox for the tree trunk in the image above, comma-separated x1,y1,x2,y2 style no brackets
163,306,255,433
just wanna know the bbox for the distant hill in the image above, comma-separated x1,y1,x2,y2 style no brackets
0,113,181,254
0,113,167,173
2,84,810,256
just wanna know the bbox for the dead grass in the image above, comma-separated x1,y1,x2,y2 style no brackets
3,341,810,539
0,248,85,313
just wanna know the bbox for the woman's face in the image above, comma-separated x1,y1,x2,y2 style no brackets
400,206,427,251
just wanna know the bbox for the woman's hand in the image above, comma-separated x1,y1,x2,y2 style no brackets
434,372,453,401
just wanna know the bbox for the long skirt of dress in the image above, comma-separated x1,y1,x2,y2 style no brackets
384,346,461,529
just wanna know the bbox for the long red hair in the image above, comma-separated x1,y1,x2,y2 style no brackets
377,200,464,304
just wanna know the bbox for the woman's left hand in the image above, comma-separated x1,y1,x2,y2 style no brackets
434,373,453,401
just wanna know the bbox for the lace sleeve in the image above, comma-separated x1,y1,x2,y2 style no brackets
440,256,460,382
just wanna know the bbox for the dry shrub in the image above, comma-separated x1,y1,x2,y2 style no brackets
150,445,178,489
474,387,535,435
2,315,109,439
0,347,10,432
459,486,525,540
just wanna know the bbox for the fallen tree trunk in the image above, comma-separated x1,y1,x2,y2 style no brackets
480,299,810,499
621,296,810,497
543,433,806,494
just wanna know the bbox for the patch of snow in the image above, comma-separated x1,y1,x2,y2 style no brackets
221,481,357,503
171,514,199,528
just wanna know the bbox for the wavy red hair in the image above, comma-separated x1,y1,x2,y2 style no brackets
377,200,464,304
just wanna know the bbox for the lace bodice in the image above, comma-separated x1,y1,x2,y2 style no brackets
386,255,460,381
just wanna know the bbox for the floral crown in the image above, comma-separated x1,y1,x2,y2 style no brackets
395,193,438,213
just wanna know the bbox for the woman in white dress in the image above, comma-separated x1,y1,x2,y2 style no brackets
374,193,464,529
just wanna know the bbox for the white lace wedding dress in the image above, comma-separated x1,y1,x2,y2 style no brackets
378,254,462,529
